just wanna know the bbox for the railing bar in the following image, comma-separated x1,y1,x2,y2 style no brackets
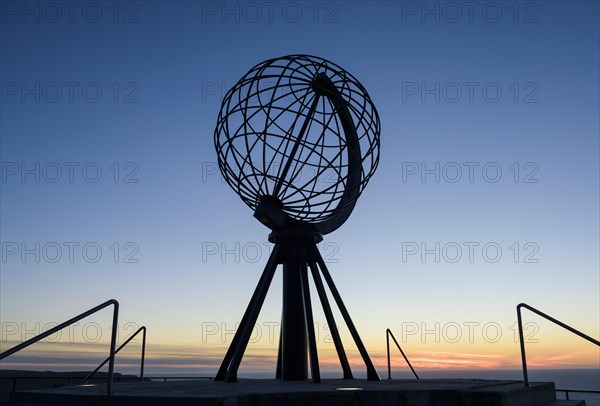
519,303,600,346
385,329,419,380
387,329,419,379
0,300,118,360
0,299,119,396
556,389,600,394
85,326,146,383
517,303,600,389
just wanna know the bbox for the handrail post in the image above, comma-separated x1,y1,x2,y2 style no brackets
386,329,391,379
517,304,529,387
140,327,146,381
106,301,119,395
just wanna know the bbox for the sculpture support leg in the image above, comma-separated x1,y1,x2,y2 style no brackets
308,261,353,379
276,313,282,379
216,235,379,382
299,243,320,383
218,244,281,382
281,241,308,380
312,244,380,381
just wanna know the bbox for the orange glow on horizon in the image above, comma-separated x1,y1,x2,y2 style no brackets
1,339,598,374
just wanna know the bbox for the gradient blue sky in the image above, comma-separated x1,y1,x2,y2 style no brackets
1,1,598,377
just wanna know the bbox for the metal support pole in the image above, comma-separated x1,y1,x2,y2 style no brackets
281,241,308,380
299,243,320,383
223,245,281,382
308,262,353,379
216,245,280,381
275,314,282,379
313,245,380,381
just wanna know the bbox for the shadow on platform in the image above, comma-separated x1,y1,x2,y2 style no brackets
7,378,587,406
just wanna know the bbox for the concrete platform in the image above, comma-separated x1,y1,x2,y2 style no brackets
8,378,564,406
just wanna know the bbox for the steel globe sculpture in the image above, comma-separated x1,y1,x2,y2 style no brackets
215,54,380,234
214,55,381,383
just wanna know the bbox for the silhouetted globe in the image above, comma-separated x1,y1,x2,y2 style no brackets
214,54,380,234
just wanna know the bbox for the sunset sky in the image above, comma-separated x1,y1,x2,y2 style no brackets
1,1,598,379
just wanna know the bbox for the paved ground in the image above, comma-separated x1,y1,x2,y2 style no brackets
9,379,559,406
21,378,538,397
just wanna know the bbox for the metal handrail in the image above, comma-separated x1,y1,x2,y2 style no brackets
386,328,419,379
556,388,600,400
85,326,146,383
0,299,119,395
517,303,600,387
556,389,600,394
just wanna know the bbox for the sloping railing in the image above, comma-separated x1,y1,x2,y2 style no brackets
386,328,419,379
0,299,119,395
516,303,600,387
85,325,146,383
